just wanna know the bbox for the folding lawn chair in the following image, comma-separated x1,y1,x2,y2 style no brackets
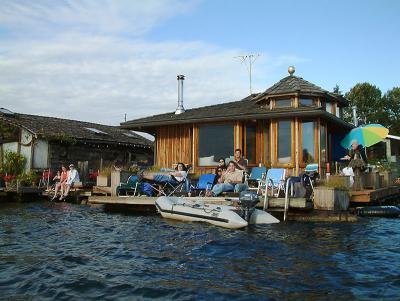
246,166,267,194
117,175,140,196
264,168,286,197
190,173,216,197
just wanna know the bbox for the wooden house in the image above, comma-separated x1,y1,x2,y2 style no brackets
0,108,153,175
120,68,352,175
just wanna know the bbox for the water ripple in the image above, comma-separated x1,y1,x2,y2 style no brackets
0,201,399,300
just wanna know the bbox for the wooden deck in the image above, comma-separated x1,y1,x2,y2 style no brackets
351,186,400,203
87,195,311,210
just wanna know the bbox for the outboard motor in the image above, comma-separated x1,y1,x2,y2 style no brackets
237,191,259,222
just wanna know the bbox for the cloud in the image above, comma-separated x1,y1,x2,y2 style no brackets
0,0,197,35
0,1,305,126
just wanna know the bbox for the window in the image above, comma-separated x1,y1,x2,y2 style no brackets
325,102,333,114
299,98,315,107
244,122,256,164
277,120,292,164
301,121,315,163
320,124,327,164
275,99,292,108
198,124,234,166
335,105,341,118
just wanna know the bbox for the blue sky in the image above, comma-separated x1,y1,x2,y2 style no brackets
0,0,399,126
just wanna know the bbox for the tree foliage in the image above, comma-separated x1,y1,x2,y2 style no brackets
383,87,400,135
342,83,400,135
343,83,386,126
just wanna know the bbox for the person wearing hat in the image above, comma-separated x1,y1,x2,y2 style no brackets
60,164,80,200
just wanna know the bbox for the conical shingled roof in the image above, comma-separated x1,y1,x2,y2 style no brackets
255,75,347,104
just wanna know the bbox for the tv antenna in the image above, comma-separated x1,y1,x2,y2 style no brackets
235,54,260,94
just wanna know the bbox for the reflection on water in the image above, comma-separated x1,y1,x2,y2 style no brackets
0,201,399,300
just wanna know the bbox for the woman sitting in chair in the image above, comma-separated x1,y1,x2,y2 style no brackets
139,162,187,185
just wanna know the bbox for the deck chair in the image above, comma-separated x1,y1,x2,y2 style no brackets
265,168,286,197
190,173,216,196
246,166,267,194
117,175,140,196
38,169,53,190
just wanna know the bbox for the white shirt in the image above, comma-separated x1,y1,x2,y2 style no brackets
67,168,80,185
174,171,187,182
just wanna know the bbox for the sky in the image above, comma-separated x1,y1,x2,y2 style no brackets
0,0,399,126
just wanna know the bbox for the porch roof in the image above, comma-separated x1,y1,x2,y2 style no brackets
0,110,153,148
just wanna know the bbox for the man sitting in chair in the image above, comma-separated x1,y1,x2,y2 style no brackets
208,161,247,196
139,162,187,187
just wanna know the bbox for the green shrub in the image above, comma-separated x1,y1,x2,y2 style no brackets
2,151,26,176
18,172,40,186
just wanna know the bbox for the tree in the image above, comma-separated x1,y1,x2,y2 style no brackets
333,84,342,95
343,82,387,126
383,87,400,135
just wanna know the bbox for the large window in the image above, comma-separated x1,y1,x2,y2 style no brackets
277,120,292,164
320,124,327,164
325,102,333,114
301,120,315,163
198,124,234,166
245,122,256,164
275,99,292,108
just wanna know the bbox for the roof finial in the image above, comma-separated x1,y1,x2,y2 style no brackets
288,66,295,76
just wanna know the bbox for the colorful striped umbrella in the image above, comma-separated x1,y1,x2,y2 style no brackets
341,124,389,149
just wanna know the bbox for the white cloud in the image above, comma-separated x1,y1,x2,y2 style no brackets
0,1,305,126
0,0,197,35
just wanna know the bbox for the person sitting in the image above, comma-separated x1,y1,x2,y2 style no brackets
51,165,68,201
139,162,187,191
208,161,248,196
214,167,224,184
59,164,80,201
233,148,248,172
217,157,227,171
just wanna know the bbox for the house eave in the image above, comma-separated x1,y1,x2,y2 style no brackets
121,109,353,130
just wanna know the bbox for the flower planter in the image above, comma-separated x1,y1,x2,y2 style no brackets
379,171,392,187
313,186,350,211
96,175,111,187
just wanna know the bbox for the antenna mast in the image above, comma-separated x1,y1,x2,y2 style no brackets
235,54,260,94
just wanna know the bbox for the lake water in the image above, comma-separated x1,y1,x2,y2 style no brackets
0,201,399,300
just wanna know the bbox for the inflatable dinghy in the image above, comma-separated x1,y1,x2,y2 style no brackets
155,191,280,229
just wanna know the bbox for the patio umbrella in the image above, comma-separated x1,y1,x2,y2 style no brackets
340,124,389,149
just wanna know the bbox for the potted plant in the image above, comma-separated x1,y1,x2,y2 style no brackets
313,178,350,211
97,166,112,186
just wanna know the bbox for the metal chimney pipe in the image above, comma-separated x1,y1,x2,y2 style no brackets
352,105,358,126
175,75,185,115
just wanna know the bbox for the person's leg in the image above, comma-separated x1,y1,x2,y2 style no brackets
61,184,71,200
212,183,235,196
211,183,223,196
234,183,248,193
52,183,60,200
221,183,235,193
